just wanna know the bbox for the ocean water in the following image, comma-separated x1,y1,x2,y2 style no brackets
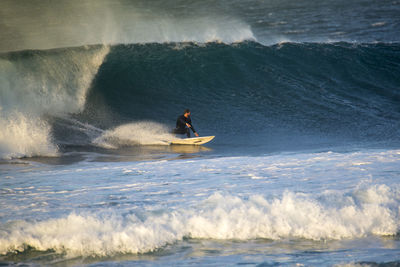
1,0,400,266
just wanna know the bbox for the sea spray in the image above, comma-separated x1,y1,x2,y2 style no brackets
0,1,255,52
93,122,176,148
0,46,109,158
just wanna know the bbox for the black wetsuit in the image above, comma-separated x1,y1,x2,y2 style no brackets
173,115,196,138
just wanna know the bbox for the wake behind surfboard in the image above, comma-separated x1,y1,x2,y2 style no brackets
169,136,215,145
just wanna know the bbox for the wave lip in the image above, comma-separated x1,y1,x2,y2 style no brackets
1,185,398,257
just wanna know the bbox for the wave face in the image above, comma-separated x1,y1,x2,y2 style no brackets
75,42,400,147
1,41,400,158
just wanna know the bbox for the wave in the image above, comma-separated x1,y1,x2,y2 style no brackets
1,41,400,158
0,184,398,257
78,41,400,146
0,46,109,159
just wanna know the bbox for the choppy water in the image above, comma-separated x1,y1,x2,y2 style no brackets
1,149,400,266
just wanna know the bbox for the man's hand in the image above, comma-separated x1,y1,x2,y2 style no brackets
194,132,199,137
186,123,191,128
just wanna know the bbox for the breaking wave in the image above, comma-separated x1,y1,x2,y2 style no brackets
0,46,109,158
0,185,398,257
1,41,400,158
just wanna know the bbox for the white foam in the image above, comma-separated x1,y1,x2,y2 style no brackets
334,264,372,267
0,112,57,158
371,22,386,27
0,185,398,257
0,46,110,159
92,122,176,148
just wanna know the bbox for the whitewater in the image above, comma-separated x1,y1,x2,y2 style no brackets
1,0,400,266
1,149,400,265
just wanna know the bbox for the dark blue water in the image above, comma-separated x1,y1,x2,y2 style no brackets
82,42,400,143
3,41,399,156
3,42,392,156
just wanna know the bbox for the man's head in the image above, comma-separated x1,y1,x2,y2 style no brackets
184,109,190,117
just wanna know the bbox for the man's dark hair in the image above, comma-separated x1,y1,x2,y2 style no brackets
184,109,190,114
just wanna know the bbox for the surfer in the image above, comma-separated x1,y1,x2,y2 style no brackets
173,109,199,138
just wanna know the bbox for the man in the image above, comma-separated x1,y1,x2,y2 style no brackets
173,109,199,138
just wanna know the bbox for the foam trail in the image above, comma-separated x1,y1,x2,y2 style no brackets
92,122,176,148
0,46,110,159
0,185,398,257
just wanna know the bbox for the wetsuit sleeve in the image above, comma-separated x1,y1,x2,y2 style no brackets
188,118,196,133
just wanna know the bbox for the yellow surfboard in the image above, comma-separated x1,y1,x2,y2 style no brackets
170,136,215,145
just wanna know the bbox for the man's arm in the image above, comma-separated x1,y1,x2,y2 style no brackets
187,118,199,136
189,126,199,136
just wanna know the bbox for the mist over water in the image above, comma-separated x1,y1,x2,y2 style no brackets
1,0,399,52
0,0,254,52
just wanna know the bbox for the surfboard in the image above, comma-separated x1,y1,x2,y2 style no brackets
170,136,215,145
